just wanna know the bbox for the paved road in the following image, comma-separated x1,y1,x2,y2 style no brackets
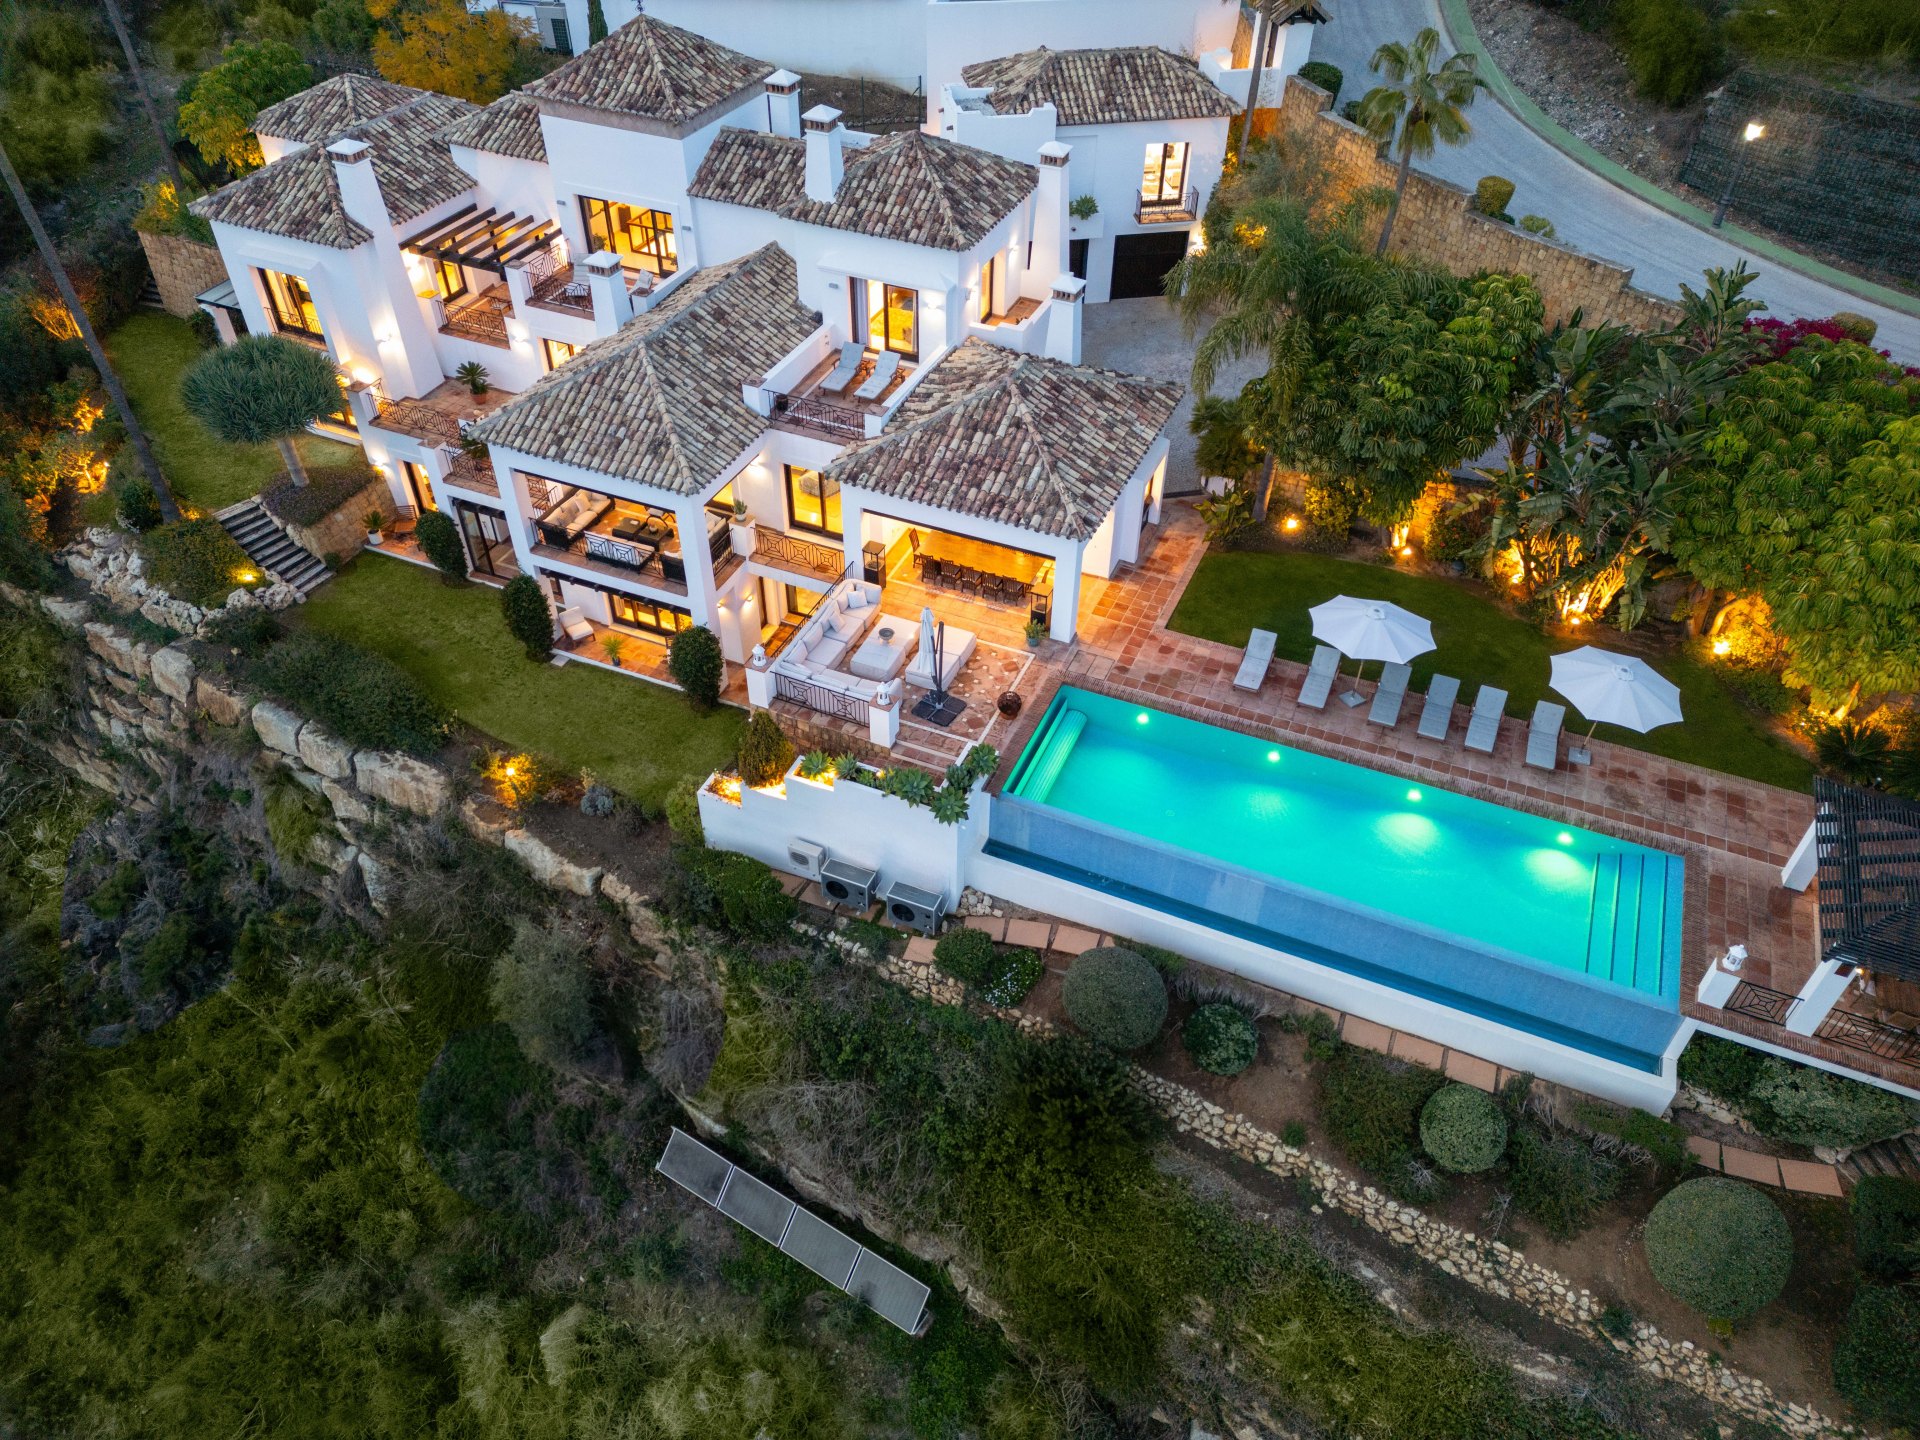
1310,0,1920,362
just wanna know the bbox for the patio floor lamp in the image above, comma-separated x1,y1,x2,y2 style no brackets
1712,121,1766,228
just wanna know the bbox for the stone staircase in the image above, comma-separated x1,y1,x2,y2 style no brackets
1841,1131,1920,1186
217,498,329,596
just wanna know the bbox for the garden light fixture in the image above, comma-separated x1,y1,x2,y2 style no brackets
1712,121,1766,228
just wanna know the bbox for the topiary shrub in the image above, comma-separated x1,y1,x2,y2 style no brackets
1829,311,1878,344
249,630,449,755
736,709,793,788
670,845,794,940
933,926,998,987
1833,1284,1920,1429
669,625,723,712
1184,1003,1258,1076
1472,175,1516,221
1850,1174,1920,1279
1643,1177,1792,1321
500,574,552,662
1297,60,1343,104
1420,1084,1509,1172
414,509,467,583
139,518,260,607
1062,946,1167,1051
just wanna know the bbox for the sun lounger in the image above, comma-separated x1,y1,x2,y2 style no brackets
1367,662,1412,727
1233,628,1278,692
854,348,902,401
1296,644,1339,709
1525,700,1565,771
1464,685,1507,753
820,342,863,394
1416,674,1460,741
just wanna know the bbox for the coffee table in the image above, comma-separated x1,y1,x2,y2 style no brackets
848,616,914,682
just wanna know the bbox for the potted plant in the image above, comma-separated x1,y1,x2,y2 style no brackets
728,495,757,556
455,361,490,396
363,508,386,545
600,633,626,669
1024,618,1046,649
1069,194,1099,222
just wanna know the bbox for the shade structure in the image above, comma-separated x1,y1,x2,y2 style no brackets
1308,596,1436,665
1549,647,1683,734
918,606,937,664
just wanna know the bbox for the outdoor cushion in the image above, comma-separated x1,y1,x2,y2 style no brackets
845,587,869,611
811,637,849,669
787,636,810,664
825,609,856,640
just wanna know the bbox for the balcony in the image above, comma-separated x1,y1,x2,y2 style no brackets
526,485,741,596
367,376,517,446
1135,186,1199,225
438,286,513,347
766,345,911,442
749,524,846,585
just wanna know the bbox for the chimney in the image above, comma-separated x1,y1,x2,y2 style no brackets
765,69,803,139
1043,275,1084,365
583,250,635,337
1033,141,1071,292
328,138,391,233
803,105,846,203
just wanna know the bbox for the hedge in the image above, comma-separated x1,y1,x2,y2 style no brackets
1061,947,1167,1051
669,626,723,711
1678,1034,1920,1151
1420,1085,1508,1173
261,463,378,528
1643,1178,1791,1321
1833,1284,1920,1428
1296,60,1342,104
1850,1174,1920,1280
249,629,449,755
139,519,260,608
933,927,998,987
1184,1003,1258,1076
414,510,467,583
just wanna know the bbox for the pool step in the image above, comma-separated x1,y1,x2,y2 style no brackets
1584,853,1679,998
1011,708,1086,805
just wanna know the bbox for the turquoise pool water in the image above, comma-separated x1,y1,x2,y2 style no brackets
1005,687,1682,1004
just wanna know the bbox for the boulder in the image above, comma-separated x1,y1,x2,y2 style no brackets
38,595,89,630
504,828,603,897
193,674,249,726
251,700,305,757
296,724,355,780
321,778,371,824
460,793,515,844
84,622,150,680
259,582,304,611
356,848,394,914
353,750,450,816
149,645,196,704
223,587,259,611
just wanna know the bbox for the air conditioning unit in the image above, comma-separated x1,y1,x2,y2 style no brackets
819,858,880,911
787,839,828,881
881,878,946,934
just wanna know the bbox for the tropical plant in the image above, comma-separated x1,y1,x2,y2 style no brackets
599,632,624,666
177,39,312,171
1356,28,1488,254
499,573,553,661
414,508,467,582
1069,194,1098,220
1644,1177,1791,1321
455,360,489,395
669,626,723,712
181,334,342,487
1062,947,1168,1051
1184,1003,1259,1075
1815,719,1891,784
1419,1084,1508,1172
362,508,385,536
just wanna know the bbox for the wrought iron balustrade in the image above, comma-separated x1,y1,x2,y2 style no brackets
752,525,845,579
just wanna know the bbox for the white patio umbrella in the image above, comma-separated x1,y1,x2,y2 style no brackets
1549,646,1683,758
918,605,937,666
1309,595,1435,699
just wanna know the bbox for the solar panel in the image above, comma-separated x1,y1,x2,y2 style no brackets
780,1206,861,1287
656,1129,730,1204
717,1167,796,1245
846,1250,931,1335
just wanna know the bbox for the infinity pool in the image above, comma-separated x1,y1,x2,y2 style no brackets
1003,687,1682,1005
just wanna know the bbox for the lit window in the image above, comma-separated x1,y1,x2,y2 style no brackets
1140,142,1190,208
541,337,578,371
578,197,678,276
852,278,917,360
784,465,842,538
258,268,321,341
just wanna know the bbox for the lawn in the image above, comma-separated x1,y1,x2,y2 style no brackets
298,554,743,807
106,314,354,514
1168,549,1814,791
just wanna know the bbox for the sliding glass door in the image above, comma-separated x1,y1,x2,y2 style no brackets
1140,143,1191,209
852,277,918,359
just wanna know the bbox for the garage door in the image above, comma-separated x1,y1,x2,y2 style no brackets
1109,231,1191,300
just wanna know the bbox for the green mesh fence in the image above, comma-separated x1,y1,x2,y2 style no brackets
1679,71,1920,284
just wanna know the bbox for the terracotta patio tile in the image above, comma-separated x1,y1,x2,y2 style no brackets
1052,925,1101,955
963,915,1007,941
776,871,808,897
1444,1051,1500,1091
1342,1016,1393,1053
1006,918,1052,949
1778,1159,1845,1198
904,936,938,966
1685,1135,1722,1170
1720,1147,1783,1186
1390,1032,1446,1069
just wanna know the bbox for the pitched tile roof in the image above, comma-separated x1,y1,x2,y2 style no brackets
438,91,547,162
830,340,1183,540
469,245,820,495
690,128,1036,252
254,73,432,144
522,14,772,125
960,46,1238,127
193,92,478,248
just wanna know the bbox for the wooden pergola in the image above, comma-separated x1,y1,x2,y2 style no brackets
400,202,557,276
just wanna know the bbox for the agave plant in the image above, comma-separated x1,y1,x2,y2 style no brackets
1814,719,1891,785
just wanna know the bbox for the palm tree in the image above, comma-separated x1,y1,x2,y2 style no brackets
1235,0,1285,156
181,335,344,488
1357,28,1487,256
103,0,185,190
0,139,180,525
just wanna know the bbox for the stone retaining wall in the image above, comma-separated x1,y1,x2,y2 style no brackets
135,230,228,320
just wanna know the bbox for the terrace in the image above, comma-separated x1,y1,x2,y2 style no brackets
766,345,912,442
525,481,741,597
366,376,517,447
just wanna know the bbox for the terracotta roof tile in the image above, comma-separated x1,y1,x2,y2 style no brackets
830,339,1182,539
253,73,432,144
523,14,772,124
961,46,1237,127
194,92,478,248
438,92,547,162
469,245,820,494
690,128,1035,252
